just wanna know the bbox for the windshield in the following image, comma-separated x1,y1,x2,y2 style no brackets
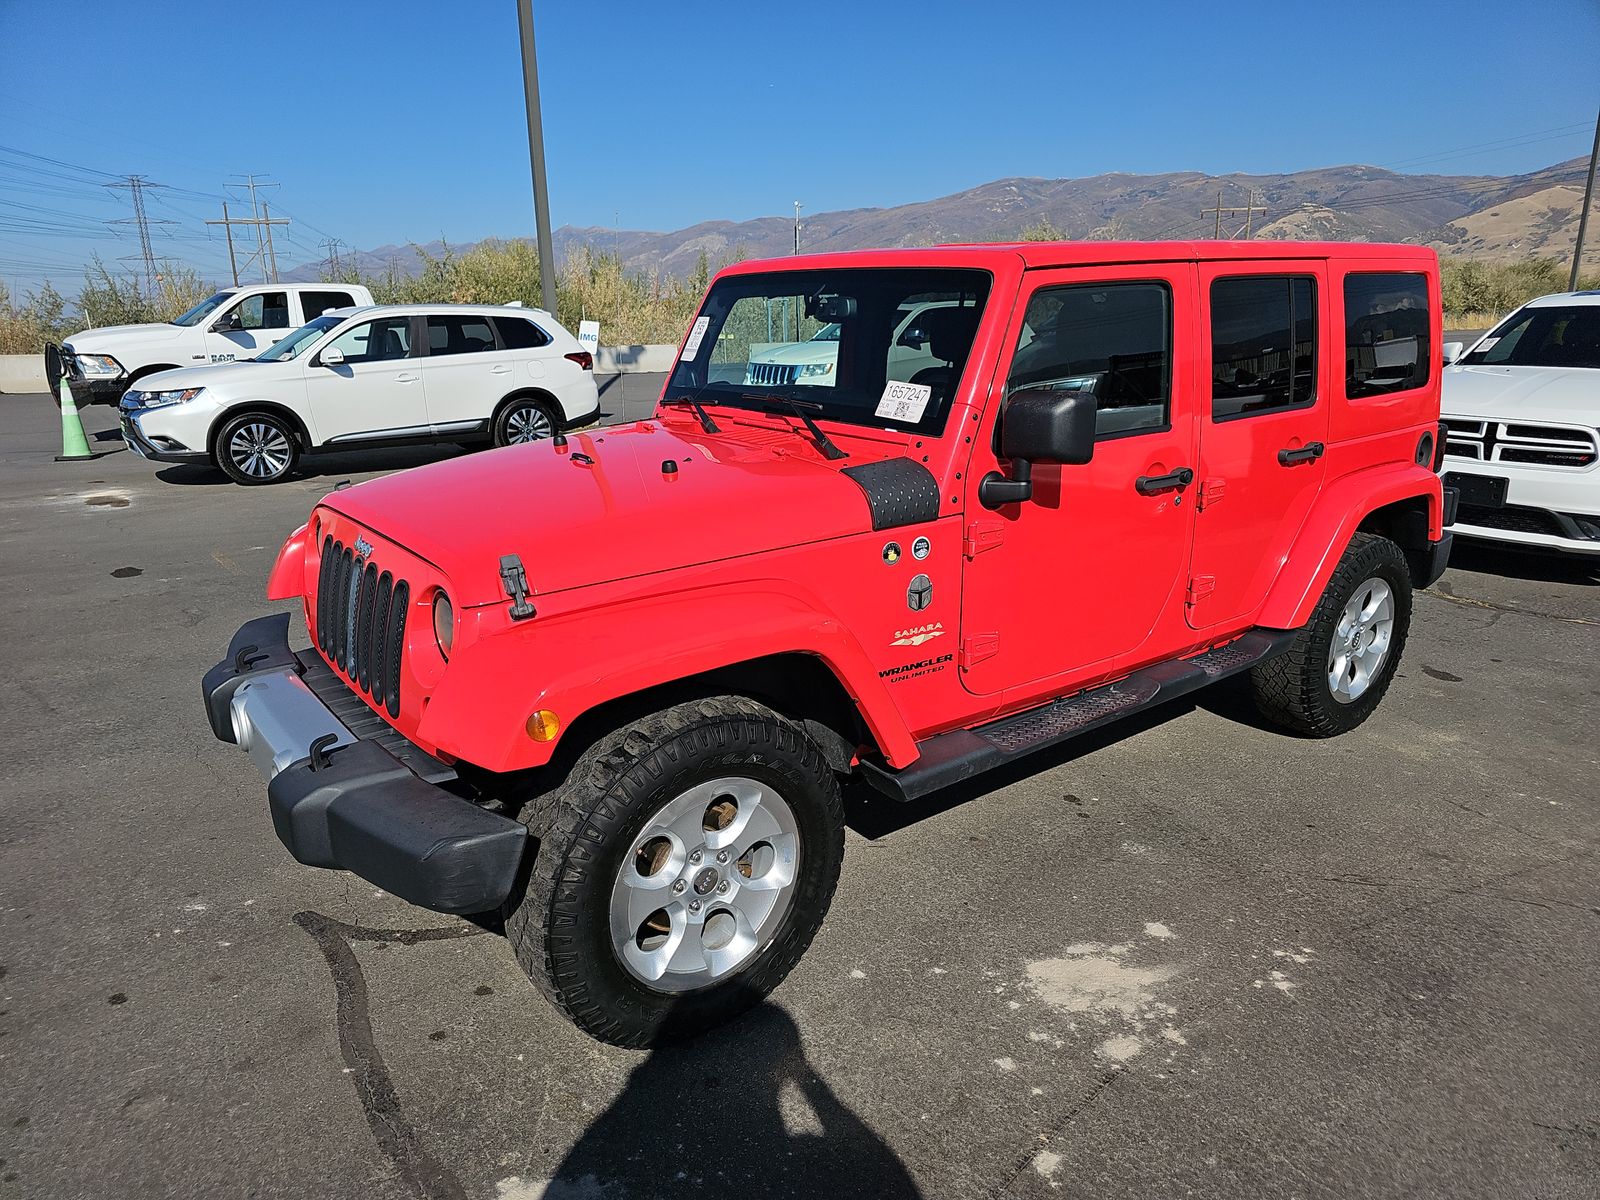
1462,304,1600,369
170,291,236,327
257,315,343,362
665,267,991,435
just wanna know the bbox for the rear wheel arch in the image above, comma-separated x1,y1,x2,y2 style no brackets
1357,494,1436,587
492,388,564,437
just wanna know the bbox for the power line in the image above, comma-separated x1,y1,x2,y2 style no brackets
105,176,174,292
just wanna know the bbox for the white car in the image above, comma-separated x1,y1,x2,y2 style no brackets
49,283,374,407
1440,291,1600,555
119,303,600,485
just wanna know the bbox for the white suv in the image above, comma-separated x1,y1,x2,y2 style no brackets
1441,291,1600,555
119,303,600,485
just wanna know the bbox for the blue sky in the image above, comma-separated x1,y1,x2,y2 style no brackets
1,0,1597,295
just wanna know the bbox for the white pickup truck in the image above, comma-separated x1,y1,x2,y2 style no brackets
46,282,374,407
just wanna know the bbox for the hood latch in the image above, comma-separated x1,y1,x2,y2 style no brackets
499,555,536,620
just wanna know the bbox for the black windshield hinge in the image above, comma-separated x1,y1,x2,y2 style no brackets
499,555,536,620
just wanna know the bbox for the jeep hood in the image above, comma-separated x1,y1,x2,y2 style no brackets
1442,364,1600,424
321,416,902,606
65,323,188,355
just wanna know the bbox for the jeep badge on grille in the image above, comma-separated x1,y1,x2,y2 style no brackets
354,536,374,558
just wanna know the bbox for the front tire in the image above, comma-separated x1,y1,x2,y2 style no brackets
215,412,299,485
1251,532,1412,736
494,396,559,445
504,696,845,1047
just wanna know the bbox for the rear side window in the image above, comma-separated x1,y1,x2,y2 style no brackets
1007,281,1171,438
494,316,551,349
1345,273,1430,397
1210,276,1317,419
427,315,499,356
300,290,355,319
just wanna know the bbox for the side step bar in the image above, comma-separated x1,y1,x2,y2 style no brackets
858,629,1298,802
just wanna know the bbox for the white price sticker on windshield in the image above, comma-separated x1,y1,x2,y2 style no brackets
876,380,932,422
680,316,711,361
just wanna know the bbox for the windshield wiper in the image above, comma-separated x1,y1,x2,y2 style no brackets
745,393,847,461
662,385,720,434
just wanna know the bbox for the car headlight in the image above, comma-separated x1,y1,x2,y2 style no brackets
432,591,454,660
74,353,124,378
141,387,206,409
796,361,835,378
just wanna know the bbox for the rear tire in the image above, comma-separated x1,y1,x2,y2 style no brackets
503,696,844,1047
215,412,299,485
1251,532,1412,737
494,396,559,445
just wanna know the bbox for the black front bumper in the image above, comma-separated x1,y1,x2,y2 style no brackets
68,376,128,407
203,614,527,915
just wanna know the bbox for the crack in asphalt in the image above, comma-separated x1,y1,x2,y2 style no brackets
294,910,486,1200
1422,585,1600,627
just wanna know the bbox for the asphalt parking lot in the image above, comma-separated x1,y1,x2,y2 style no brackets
1,385,1596,1200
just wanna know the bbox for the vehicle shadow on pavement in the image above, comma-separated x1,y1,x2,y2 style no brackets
542,1002,924,1199
1440,539,1599,586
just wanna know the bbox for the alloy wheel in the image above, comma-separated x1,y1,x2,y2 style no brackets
1328,577,1394,703
228,422,292,479
506,403,554,443
608,776,801,993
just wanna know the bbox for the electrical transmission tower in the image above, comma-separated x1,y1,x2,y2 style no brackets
106,176,174,293
319,238,346,278
1200,189,1270,239
203,175,290,284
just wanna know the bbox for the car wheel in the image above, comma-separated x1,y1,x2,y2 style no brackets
216,412,299,486
494,396,559,445
1251,532,1412,737
503,695,845,1047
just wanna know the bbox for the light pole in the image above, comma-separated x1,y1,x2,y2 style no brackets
516,0,558,314
793,201,802,255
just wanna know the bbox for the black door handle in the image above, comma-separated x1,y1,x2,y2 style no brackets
1278,441,1325,466
1135,467,1194,496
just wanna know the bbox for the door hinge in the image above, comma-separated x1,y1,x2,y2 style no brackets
1186,575,1216,607
964,520,1004,559
960,633,1000,670
1197,477,1226,511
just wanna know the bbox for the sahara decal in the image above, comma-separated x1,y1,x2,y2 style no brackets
891,622,944,647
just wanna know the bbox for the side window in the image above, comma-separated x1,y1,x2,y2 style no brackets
325,317,412,364
299,290,354,320
427,315,500,357
233,291,291,331
1007,281,1171,438
1210,276,1317,419
493,316,551,350
1345,273,1430,397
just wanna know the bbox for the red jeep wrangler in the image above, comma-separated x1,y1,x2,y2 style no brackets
204,242,1455,1046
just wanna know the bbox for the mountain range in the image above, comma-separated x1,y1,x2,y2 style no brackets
286,156,1597,283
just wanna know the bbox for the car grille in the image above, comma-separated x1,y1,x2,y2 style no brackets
315,534,407,718
1443,419,1598,468
746,361,799,386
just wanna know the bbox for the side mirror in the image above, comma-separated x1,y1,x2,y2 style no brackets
212,311,242,333
1441,341,1464,365
320,347,345,366
898,325,929,350
980,389,1096,508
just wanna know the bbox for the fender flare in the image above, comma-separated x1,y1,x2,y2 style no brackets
418,581,920,773
1257,462,1443,630
266,522,310,600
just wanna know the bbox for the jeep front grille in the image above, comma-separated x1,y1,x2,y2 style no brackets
746,361,799,386
316,535,407,717
1442,419,1598,468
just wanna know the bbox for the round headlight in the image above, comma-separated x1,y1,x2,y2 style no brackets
432,592,454,659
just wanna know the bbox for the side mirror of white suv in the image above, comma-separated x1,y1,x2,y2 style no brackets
1441,341,1464,365
320,348,345,367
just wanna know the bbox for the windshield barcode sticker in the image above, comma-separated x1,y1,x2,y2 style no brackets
680,316,711,361
876,380,932,422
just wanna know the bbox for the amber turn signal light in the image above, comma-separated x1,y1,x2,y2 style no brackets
525,710,561,742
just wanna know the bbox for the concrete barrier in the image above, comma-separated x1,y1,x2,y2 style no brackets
595,345,677,374
0,355,47,394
